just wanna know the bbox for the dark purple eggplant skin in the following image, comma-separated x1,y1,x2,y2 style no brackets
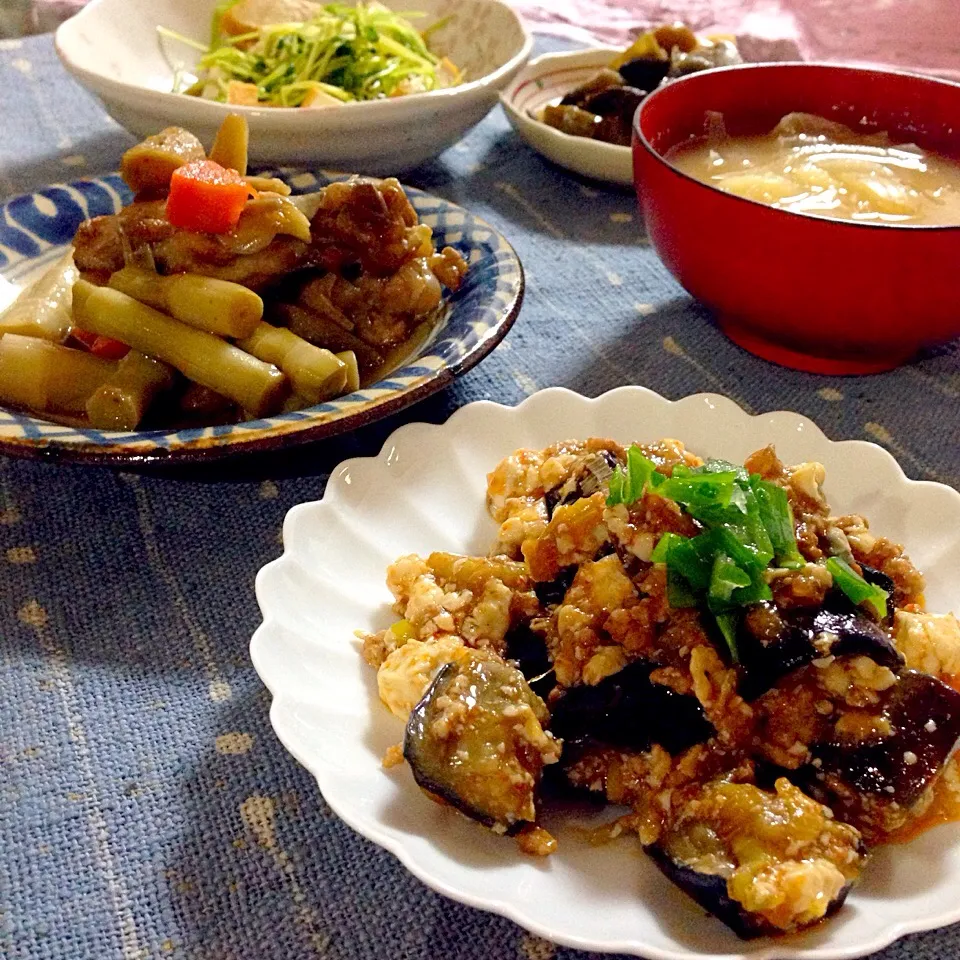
544,449,620,519
617,56,670,90
587,86,649,146
405,663,486,818
404,659,550,834
533,565,577,607
856,565,897,625
644,846,853,940
860,564,896,598
803,670,960,809
549,660,712,754
582,86,647,117
505,623,555,700
738,606,904,700
559,68,623,108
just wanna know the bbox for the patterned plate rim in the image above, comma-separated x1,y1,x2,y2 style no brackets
0,172,525,467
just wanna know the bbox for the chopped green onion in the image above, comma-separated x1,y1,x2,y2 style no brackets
708,553,752,606
825,557,889,620
665,533,716,591
667,568,698,608
650,531,685,564
713,611,741,662
658,470,741,518
722,485,774,568
752,478,805,569
727,571,773,607
709,527,761,573
606,445,662,507
606,467,625,506
606,445,814,662
691,458,750,482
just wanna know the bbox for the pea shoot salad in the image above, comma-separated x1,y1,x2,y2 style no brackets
606,446,889,660
161,2,461,108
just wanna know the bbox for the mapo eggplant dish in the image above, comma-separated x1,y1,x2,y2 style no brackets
362,438,960,939
0,113,466,430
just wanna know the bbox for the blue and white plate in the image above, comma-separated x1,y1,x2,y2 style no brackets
0,172,524,465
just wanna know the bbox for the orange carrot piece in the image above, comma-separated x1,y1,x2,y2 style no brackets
71,328,99,350
71,327,129,359
90,335,131,360
165,159,252,234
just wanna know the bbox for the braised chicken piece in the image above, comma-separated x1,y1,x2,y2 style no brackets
72,127,468,364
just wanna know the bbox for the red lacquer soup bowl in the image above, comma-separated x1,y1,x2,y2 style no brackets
633,63,960,374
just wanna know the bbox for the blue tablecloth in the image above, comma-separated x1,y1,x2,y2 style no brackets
1,32,959,960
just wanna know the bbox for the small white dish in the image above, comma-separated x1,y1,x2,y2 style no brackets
500,47,634,186
55,0,532,173
252,385,960,960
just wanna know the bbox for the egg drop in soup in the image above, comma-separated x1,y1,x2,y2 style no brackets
666,112,960,225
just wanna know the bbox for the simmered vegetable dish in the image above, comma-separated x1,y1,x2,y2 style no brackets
540,24,741,146
0,114,466,429
362,437,960,938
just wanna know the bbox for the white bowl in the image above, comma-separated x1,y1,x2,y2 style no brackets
252,385,960,959
55,0,532,173
501,47,634,186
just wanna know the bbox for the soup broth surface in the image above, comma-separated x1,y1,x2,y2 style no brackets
667,112,960,225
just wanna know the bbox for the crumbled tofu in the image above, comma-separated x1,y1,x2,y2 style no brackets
376,634,470,719
817,655,897,706
732,857,847,928
583,646,627,686
788,461,827,507
515,825,558,857
382,744,405,768
894,610,960,678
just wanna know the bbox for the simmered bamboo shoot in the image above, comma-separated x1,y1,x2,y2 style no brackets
0,251,78,342
108,267,263,339
85,351,175,430
120,127,206,196
237,321,347,402
0,333,116,415
336,350,360,392
209,113,249,176
73,281,287,417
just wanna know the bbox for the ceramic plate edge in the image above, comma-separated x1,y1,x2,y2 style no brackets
0,174,524,465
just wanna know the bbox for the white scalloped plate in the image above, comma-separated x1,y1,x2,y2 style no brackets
252,386,960,959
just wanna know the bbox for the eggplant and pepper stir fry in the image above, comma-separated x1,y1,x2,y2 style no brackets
541,24,742,146
362,438,960,938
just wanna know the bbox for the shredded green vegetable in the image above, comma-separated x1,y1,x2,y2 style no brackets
162,2,460,107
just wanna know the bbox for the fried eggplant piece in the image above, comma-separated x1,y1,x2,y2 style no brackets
404,652,559,833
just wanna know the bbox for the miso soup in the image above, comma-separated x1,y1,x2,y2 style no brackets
666,112,960,225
